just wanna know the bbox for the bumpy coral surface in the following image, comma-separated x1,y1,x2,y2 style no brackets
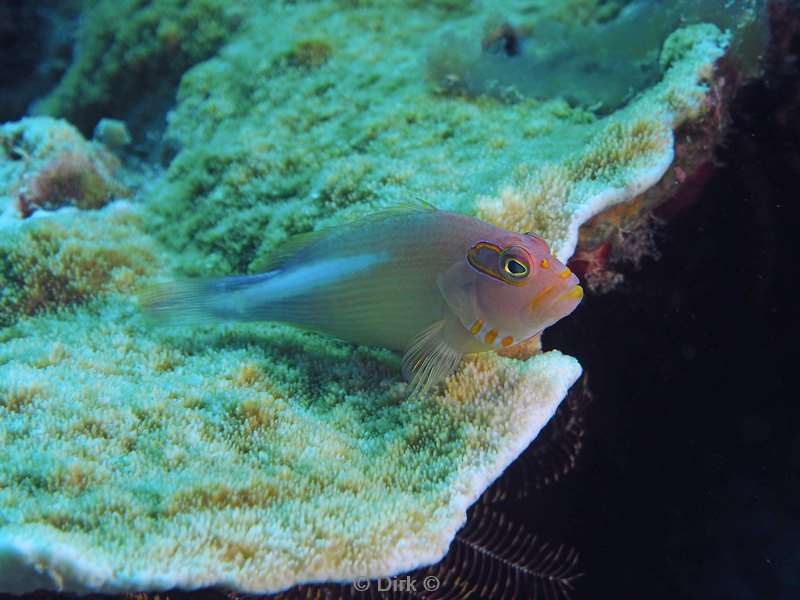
0,117,154,326
150,8,728,276
0,314,580,592
32,0,243,136
0,207,156,327
1,117,129,218
0,0,741,594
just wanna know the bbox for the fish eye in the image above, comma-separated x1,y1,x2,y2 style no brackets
503,257,529,278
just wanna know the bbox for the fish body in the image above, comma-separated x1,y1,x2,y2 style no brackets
142,205,582,394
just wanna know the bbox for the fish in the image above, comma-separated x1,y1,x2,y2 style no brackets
141,204,583,395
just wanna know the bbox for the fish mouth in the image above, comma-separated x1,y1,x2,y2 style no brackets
553,283,583,311
563,284,583,302
529,281,583,309
527,277,583,325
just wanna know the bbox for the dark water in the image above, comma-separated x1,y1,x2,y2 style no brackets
542,40,800,600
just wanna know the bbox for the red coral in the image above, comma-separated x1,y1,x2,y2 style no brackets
568,241,611,280
17,151,125,217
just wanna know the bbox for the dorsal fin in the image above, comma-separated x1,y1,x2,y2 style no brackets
249,229,328,274
368,198,437,217
249,201,438,274
333,199,437,229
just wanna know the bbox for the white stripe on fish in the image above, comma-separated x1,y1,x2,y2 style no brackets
244,252,391,303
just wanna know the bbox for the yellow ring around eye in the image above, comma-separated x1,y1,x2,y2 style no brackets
503,257,529,278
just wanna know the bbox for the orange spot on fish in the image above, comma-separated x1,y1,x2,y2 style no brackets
559,268,572,279
501,336,514,347
485,330,498,344
540,258,550,269
470,319,484,335
530,285,554,308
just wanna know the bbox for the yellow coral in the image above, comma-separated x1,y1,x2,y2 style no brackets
568,118,671,183
285,39,333,69
477,164,573,252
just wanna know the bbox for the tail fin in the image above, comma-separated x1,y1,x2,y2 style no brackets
138,272,276,326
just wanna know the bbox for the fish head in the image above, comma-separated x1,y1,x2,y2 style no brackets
444,231,582,349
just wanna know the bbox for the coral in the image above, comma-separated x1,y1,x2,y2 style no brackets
147,6,736,277
568,241,621,293
31,0,244,136
426,0,765,112
475,117,674,262
427,9,665,111
476,24,731,261
93,118,132,150
564,18,761,292
0,206,158,327
284,39,334,70
1,117,129,219
0,310,581,592
18,151,124,214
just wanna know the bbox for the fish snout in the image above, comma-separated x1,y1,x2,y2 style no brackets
527,267,583,319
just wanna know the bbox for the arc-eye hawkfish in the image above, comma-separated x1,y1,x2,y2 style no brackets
141,203,583,396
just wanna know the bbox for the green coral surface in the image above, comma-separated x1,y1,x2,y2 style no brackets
0,309,580,592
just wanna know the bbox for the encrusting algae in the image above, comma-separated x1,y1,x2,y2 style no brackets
0,0,750,594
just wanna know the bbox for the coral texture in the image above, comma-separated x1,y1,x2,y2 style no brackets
0,207,156,327
150,9,729,276
1,117,129,218
476,23,731,260
427,0,764,112
31,0,243,136
0,117,154,326
0,315,580,593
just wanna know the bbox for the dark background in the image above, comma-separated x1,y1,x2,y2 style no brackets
541,27,800,600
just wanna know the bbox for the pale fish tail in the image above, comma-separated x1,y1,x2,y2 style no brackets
138,272,277,325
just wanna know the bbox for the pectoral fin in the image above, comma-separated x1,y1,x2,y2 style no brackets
402,319,463,397
437,261,481,331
